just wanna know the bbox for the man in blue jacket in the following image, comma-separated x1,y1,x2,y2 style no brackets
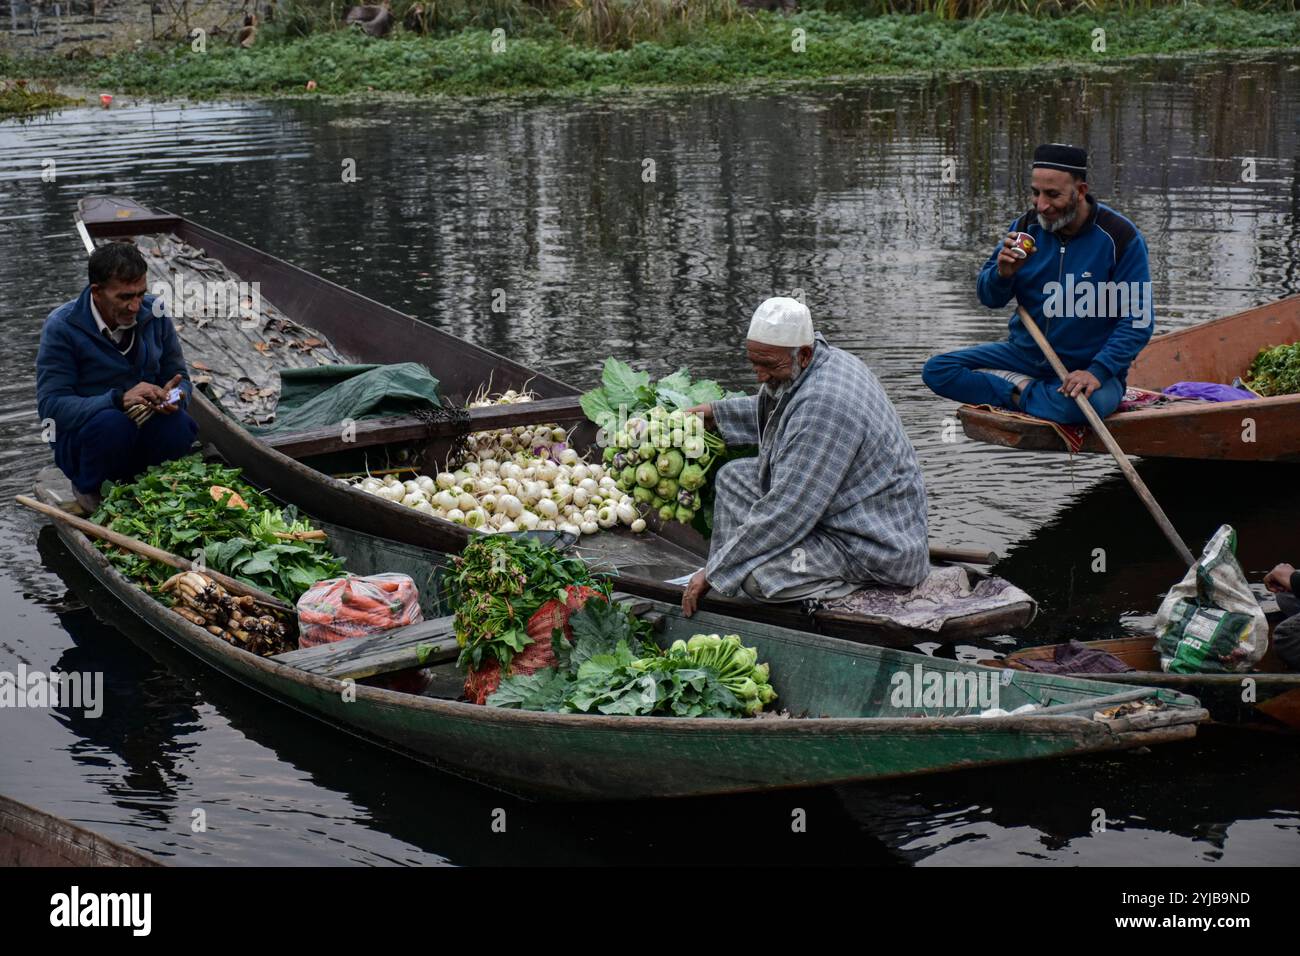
922,143,1154,424
37,242,197,511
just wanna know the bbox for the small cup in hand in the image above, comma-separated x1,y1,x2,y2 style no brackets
1007,231,1037,260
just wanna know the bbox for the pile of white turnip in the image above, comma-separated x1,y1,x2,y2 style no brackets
348,390,647,537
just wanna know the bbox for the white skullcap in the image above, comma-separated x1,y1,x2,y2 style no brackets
747,297,813,348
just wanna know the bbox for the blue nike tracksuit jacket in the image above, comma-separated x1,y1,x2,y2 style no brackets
975,194,1155,385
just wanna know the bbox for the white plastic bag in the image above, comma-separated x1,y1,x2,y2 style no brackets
1154,525,1267,674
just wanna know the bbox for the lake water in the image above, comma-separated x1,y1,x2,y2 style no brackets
1,53,1298,865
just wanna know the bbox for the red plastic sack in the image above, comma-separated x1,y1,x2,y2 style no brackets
464,585,604,705
296,573,422,649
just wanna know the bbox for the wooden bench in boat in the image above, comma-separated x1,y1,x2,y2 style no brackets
272,617,459,681
271,594,665,683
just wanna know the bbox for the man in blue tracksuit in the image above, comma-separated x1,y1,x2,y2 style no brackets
37,242,197,510
922,143,1154,424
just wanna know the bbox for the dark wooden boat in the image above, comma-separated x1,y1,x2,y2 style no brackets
75,195,1036,648
33,469,1205,801
0,794,162,867
997,637,1300,732
957,295,1300,461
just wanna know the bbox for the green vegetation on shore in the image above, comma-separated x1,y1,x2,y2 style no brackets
0,81,77,116
2,2,1299,100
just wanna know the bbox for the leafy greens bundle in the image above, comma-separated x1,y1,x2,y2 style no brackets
487,600,777,718
580,357,739,432
1247,342,1300,397
580,358,752,536
449,534,605,671
91,454,344,604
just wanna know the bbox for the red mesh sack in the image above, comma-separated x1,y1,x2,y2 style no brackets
464,585,605,705
296,573,422,649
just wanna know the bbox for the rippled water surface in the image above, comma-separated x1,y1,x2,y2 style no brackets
2,56,1299,865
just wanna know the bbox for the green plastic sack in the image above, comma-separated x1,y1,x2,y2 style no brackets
1154,525,1268,674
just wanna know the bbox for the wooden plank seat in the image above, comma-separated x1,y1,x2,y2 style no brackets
271,617,458,682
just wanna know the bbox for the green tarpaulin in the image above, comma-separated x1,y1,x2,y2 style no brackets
248,363,441,435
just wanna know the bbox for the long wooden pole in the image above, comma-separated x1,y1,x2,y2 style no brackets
16,495,293,611
928,546,998,565
1015,306,1195,567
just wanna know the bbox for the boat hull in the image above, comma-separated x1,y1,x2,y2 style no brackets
0,795,161,867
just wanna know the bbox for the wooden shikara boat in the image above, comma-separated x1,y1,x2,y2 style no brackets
997,638,1300,732
0,794,162,867
74,195,1036,648
34,470,1204,801
957,295,1300,461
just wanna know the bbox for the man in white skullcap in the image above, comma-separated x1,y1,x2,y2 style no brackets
682,297,930,616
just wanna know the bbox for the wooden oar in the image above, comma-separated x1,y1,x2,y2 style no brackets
15,495,293,611
929,545,997,566
1015,305,1195,567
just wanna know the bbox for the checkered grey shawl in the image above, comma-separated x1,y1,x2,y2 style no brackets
706,334,929,595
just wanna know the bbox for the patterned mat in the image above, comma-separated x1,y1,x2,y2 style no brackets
817,565,1036,633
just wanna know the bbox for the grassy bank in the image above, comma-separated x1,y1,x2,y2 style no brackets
0,81,78,116
2,3,1299,99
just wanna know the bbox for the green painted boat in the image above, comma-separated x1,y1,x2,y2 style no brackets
33,469,1207,801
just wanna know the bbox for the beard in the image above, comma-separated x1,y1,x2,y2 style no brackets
759,353,805,404
1038,191,1079,233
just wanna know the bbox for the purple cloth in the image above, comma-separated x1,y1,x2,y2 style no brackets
1014,639,1134,675
1162,382,1256,402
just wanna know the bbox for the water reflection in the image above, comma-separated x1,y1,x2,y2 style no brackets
996,460,1300,642
837,731,1300,865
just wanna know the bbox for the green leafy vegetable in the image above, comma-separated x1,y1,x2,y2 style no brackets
90,454,343,603
486,606,776,719
580,358,738,431
480,668,573,711
581,361,747,535
448,535,605,671
1247,343,1300,397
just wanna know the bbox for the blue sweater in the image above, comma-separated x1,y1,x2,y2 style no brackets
976,194,1154,384
36,287,193,441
